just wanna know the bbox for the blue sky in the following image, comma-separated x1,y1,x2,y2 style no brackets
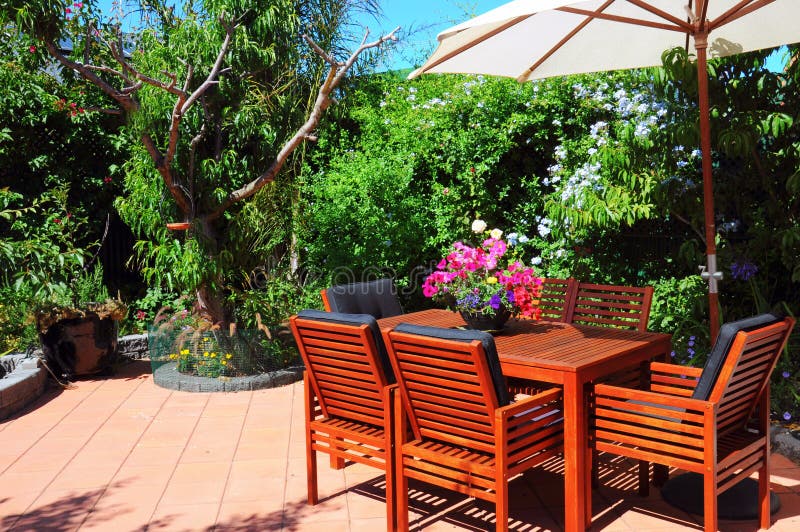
94,0,784,72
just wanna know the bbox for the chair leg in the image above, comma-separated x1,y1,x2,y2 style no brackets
758,458,771,530
307,432,318,504
637,460,650,496
329,437,345,469
496,479,509,532
304,373,319,505
703,472,718,532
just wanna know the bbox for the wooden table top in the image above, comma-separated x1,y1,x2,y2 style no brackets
378,309,672,374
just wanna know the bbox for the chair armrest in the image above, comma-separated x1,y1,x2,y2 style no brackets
648,361,702,397
595,383,710,412
499,387,563,441
500,387,562,419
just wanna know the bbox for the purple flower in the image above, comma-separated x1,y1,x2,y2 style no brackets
489,293,502,310
687,348,695,358
670,351,676,358
687,340,695,347
731,260,758,281
783,412,792,422
783,371,791,379
506,290,515,304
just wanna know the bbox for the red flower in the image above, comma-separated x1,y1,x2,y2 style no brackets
66,212,72,219
65,7,71,14
28,45,36,53
54,218,61,224
103,176,112,183
135,310,146,320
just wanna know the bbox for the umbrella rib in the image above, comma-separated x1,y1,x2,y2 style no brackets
418,15,533,75
709,0,776,32
626,0,696,31
557,6,688,33
517,0,615,81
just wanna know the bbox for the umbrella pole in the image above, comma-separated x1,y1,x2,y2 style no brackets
695,35,721,340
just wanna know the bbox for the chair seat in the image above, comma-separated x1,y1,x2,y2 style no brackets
310,417,387,445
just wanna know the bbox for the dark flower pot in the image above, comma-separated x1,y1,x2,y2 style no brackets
39,314,119,379
459,308,511,332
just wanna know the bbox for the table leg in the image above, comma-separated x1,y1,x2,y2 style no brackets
563,376,588,532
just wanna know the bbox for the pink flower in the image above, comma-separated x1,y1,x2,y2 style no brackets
65,7,71,14
135,310,147,320
28,45,36,53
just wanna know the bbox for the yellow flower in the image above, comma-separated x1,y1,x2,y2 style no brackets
169,353,177,360
225,353,232,359
211,352,217,358
486,276,498,284
180,348,190,355
221,360,227,365
203,351,209,357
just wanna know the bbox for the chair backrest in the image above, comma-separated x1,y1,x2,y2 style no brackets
694,314,794,435
538,277,577,322
290,309,394,426
321,278,403,319
384,324,509,454
568,282,654,331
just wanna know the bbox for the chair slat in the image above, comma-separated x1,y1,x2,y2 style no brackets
569,282,653,332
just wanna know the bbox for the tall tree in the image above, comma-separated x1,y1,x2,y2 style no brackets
2,0,395,323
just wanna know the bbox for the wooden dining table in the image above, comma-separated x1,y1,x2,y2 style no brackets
377,309,672,532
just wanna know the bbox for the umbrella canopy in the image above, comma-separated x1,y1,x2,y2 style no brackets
411,0,800,339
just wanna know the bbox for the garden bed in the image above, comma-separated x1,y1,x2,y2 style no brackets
0,353,47,421
147,327,302,392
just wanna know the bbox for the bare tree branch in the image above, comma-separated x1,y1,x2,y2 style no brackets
43,40,138,113
207,26,399,221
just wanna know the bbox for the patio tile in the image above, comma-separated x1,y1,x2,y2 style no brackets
215,502,284,530
149,501,220,531
14,487,104,531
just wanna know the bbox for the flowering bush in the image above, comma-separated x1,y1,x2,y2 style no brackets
422,221,544,318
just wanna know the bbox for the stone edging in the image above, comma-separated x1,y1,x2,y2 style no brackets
0,354,48,421
771,425,800,465
153,361,303,392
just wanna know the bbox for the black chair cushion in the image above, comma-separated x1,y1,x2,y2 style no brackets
297,309,395,383
393,323,510,406
325,278,403,319
691,312,783,400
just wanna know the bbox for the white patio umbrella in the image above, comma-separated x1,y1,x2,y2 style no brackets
411,0,800,339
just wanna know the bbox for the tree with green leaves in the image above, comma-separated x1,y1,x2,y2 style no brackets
2,0,395,324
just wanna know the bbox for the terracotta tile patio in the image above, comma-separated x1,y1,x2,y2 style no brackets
1,359,799,531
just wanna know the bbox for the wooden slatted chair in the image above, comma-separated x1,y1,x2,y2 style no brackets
320,278,404,319
568,282,654,332
289,309,397,531
538,277,578,322
592,313,795,532
384,324,564,532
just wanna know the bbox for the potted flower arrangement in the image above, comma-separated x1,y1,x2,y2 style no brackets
422,220,544,331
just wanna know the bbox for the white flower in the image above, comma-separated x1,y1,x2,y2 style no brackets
490,228,503,239
471,219,487,233
538,223,551,237
518,235,529,243
531,256,542,265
